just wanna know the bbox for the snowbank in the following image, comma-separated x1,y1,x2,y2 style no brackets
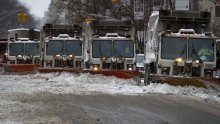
0,72,219,102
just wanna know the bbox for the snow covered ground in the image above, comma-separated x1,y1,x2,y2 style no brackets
0,72,220,102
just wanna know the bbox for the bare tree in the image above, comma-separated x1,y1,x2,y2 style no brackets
46,0,136,24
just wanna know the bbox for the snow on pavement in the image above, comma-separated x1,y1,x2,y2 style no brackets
0,72,220,102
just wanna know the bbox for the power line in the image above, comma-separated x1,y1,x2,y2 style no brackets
0,9,24,22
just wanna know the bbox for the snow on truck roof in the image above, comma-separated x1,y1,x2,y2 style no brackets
45,34,82,41
98,36,129,39
8,28,40,32
151,11,159,17
95,33,131,39
164,29,215,38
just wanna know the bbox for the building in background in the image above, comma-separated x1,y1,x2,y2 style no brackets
175,0,189,10
199,0,220,36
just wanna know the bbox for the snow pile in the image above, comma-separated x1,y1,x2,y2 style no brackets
0,72,220,102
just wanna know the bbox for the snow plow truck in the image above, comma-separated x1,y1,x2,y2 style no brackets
144,10,218,84
82,19,140,81
3,28,40,72
38,24,84,73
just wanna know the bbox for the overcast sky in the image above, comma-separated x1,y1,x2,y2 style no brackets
18,0,51,18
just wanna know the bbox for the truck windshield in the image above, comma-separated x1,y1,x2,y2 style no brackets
46,40,64,55
114,40,134,58
161,37,187,60
189,38,214,62
25,43,39,56
92,40,112,58
9,43,24,56
66,40,82,56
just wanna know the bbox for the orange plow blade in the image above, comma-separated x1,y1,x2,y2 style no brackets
38,67,82,73
3,64,39,72
153,76,220,88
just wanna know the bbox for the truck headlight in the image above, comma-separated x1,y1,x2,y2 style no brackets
175,57,182,62
127,64,133,70
55,54,61,57
93,64,100,71
69,54,73,58
195,60,200,64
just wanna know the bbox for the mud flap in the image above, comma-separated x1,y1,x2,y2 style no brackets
144,64,150,85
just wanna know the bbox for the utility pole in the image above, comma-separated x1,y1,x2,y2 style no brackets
143,0,153,85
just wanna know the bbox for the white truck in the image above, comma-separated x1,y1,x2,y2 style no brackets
144,10,217,84
39,24,84,71
4,28,40,72
83,19,140,80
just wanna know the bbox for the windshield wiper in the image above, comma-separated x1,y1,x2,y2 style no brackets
98,41,103,58
180,44,186,57
191,42,203,62
114,47,123,58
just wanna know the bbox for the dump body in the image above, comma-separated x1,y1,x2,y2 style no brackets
4,28,40,72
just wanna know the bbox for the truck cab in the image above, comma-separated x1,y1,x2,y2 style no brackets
41,24,83,69
145,10,216,80
84,20,136,71
90,33,135,70
6,28,40,65
157,29,216,77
